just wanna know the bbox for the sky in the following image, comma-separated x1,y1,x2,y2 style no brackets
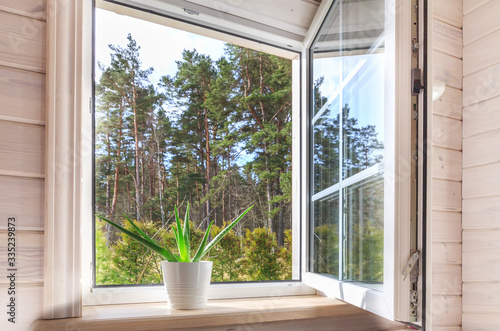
95,8,227,85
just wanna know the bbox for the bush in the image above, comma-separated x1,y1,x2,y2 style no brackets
95,219,292,284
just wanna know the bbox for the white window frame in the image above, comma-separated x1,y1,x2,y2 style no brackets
300,0,417,322
81,0,312,306
45,0,419,322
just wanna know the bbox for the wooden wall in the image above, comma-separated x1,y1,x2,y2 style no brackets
462,0,500,329
430,0,463,329
0,0,46,330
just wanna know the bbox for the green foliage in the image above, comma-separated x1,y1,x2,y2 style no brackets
97,204,252,263
95,222,293,285
209,224,244,282
243,228,282,281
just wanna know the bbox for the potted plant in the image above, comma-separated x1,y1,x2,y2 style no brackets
97,204,252,309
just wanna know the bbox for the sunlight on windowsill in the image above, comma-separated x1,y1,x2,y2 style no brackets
32,295,409,331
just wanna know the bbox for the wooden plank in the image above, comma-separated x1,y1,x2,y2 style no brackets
433,20,462,59
0,284,43,330
0,11,45,73
463,313,500,331
0,176,44,230
432,179,462,212
0,67,45,124
0,122,44,176
463,229,500,281
432,243,462,265
463,95,500,138
463,282,500,314
463,162,500,198
464,28,500,76
463,0,500,45
432,211,462,243
32,295,407,331
463,129,500,168
463,62,500,107
433,51,463,90
433,0,463,28
432,147,462,181
463,195,500,229
0,230,43,283
430,295,462,327
432,328,462,331
464,0,490,15
432,115,462,151
432,264,462,296
0,0,46,20
433,86,462,120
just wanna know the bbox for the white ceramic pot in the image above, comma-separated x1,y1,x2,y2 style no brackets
161,261,213,309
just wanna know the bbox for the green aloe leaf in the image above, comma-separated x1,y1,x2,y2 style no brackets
183,203,190,261
201,205,253,259
96,215,180,262
123,214,156,245
192,220,214,262
174,206,187,262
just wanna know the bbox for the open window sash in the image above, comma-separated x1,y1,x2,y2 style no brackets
301,0,419,323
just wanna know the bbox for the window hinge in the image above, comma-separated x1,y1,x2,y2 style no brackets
89,97,93,114
402,251,419,280
411,68,424,95
402,251,420,321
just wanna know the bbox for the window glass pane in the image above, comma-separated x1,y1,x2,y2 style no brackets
94,7,295,285
311,192,340,278
310,0,386,289
313,98,340,193
342,54,384,180
343,175,384,285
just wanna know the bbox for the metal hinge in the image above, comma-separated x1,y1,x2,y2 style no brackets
89,97,93,114
402,251,419,280
402,251,420,321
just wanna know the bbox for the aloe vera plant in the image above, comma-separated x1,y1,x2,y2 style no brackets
97,204,253,262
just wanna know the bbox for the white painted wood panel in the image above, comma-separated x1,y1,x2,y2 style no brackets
433,0,463,28
0,0,46,20
463,0,490,16
463,62,500,107
0,67,45,124
463,129,500,168
432,264,462,296
433,51,463,90
433,86,462,120
0,284,43,331
433,19,462,59
432,115,462,151
432,147,462,181
463,0,500,45
463,283,500,314
463,229,500,282
432,243,462,265
463,95,500,138
0,11,45,72
0,176,44,230
432,211,462,243
0,231,43,283
431,179,462,212
463,313,500,331
464,28,500,76
433,327,462,331
463,195,500,229
0,122,44,176
430,295,462,327
463,162,500,198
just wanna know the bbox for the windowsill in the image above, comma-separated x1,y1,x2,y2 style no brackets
32,295,408,330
